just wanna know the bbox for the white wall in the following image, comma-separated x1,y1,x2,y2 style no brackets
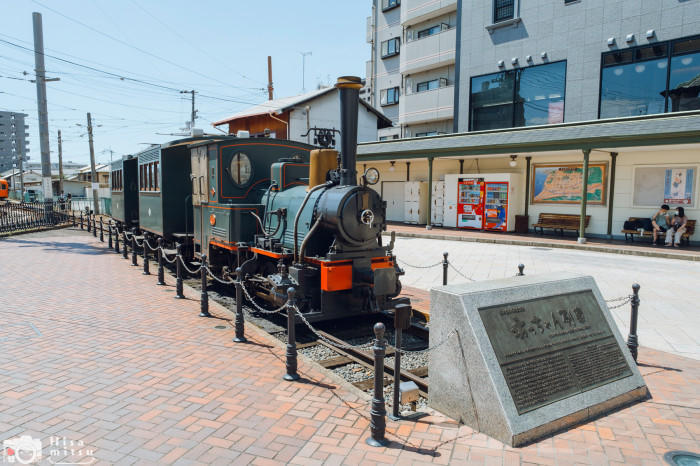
359,148,700,242
288,90,380,144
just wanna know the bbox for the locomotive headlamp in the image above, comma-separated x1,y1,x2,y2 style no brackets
209,214,216,226
363,167,380,186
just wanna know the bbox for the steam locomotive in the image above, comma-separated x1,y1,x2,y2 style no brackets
111,76,403,322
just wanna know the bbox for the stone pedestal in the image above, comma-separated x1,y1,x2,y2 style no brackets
428,272,648,447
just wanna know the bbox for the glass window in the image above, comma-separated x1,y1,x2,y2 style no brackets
494,0,515,23
514,61,567,126
380,87,399,106
417,79,440,92
230,152,253,186
417,25,441,39
382,0,399,11
381,38,400,58
154,162,159,190
667,52,700,112
415,131,439,137
470,71,516,131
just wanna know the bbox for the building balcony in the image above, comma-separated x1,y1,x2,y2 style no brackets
400,27,456,75
398,85,454,125
401,0,457,26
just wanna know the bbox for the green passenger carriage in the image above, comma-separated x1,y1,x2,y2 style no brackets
110,155,139,229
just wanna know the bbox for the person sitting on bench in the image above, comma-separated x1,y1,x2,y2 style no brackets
651,204,670,244
665,207,688,248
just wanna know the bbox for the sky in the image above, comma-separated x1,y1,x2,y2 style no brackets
0,1,370,168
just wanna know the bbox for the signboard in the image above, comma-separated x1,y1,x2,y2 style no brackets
479,290,632,414
531,163,607,205
664,168,695,205
91,183,100,191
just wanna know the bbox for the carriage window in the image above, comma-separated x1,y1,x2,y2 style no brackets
230,152,252,186
154,162,159,190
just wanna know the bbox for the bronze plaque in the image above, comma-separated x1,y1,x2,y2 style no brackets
479,290,633,414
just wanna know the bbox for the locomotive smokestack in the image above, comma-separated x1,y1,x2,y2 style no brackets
335,76,363,186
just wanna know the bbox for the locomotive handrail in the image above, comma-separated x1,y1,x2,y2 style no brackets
293,181,332,262
299,215,323,260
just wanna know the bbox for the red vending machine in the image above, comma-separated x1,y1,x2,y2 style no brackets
457,178,484,229
483,182,509,231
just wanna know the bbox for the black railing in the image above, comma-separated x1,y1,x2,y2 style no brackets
0,200,73,234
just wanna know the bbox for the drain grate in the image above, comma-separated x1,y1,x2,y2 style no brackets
214,325,228,330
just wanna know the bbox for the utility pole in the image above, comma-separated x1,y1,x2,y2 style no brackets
267,56,274,100
32,12,53,201
180,90,196,132
57,130,63,195
87,112,99,215
300,51,312,93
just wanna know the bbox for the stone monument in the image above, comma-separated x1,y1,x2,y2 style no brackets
428,272,648,447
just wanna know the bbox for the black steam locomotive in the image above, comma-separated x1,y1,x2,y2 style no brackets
111,76,403,322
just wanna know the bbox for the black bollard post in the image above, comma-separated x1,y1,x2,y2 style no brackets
131,229,138,266
92,217,97,237
142,234,150,275
87,213,91,232
199,254,210,317
174,244,184,299
366,322,389,447
390,303,412,421
122,231,128,259
72,212,76,227
80,211,84,230
233,267,246,343
283,288,300,381
156,238,165,285
114,225,120,253
99,218,104,242
108,221,113,249
627,284,640,363
442,252,449,286
517,264,525,276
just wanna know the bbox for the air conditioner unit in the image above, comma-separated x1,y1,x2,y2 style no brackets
439,77,448,87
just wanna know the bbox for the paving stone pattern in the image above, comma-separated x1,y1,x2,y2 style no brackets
1,228,698,465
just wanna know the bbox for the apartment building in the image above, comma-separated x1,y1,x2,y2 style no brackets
0,111,30,173
366,0,458,140
454,0,700,131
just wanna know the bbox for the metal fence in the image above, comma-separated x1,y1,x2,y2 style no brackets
0,200,73,234
67,197,111,215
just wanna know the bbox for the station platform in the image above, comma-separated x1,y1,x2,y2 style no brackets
385,224,700,262
1,228,698,465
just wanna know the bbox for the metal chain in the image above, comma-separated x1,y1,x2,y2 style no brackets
162,250,178,264
396,258,443,269
448,262,475,282
389,329,457,354
239,281,288,314
134,237,145,247
178,255,202,275
606,295,632,309
294,308,374,350
605,295,631,302
144,239,158,251
204,265,236,284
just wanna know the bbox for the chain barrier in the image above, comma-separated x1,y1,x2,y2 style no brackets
178,255,202,275
144,239,158,251
162,253,178,264
134,237,145,248
294,308,374,350
389,329,457,354
396,258,443,269
448,262,475,282
204,265,236,285
239,281,289,314
605,295,633,309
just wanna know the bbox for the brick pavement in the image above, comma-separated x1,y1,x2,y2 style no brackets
1,228,698,465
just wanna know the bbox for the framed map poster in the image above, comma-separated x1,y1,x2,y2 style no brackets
531,163,608,205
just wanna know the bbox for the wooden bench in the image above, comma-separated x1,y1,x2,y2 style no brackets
622,217,695,246
533,213,591,237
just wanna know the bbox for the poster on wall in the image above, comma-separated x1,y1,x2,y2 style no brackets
664,168,695,205
531,163,607,205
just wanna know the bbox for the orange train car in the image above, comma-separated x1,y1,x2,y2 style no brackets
0,179,9,199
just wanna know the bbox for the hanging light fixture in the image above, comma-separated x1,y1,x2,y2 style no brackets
509,155,518,167
389,161,396,172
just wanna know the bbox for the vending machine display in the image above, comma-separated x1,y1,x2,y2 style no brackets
483,182,509,231
457,178,484,229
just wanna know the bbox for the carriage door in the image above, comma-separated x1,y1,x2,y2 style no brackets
190,146,208,254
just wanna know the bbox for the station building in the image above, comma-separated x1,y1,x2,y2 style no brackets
360,0,700,243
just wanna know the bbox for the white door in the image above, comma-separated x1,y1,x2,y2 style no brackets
382,181,405,222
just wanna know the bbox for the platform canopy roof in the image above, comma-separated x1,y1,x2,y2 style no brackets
357,110,700,161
